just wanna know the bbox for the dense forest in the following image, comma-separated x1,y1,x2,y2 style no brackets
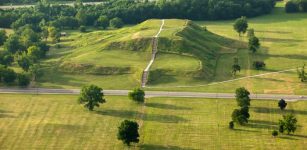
0,0,276,28
0,0,103,5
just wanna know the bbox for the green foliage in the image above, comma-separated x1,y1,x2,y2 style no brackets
78,85,106,111
110,17,124,29
128,88,145,103
286,0,300,13
247,28,255,38
17,54,33,72
253,61,266,70
17,73,31,87
278,99,287,110
29,64,44,81
79,26,86,32
0,52,13,66
117,120,139,146
0,65,17,84
297,64,306,82
95,15,109,29
0,30,8,46
48,26,60,43
231,109,248,125
27,46,41,61
229,121,234,129
278,114,298,134
232,57,241,77
272,130,278,137
235,87,251,108
4,34,23,54
233,16,248,36
248,36,260,53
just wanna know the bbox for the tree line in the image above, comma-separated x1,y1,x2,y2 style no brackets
0,0,103,5
0,0,276,29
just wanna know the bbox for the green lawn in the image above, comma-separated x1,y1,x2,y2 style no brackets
0,94,306,149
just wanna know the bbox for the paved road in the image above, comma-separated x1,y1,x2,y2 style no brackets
0,88,306,101
0,2,104,10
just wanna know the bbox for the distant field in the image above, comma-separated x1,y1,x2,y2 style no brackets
0,94,306,149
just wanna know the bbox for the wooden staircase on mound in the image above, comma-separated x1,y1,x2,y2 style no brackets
141,37,158,87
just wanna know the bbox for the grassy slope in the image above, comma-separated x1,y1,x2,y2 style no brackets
39,20,162,89
147,2,307,94
0,94,306,149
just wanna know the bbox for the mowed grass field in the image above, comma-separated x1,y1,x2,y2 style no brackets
0,94,306,149
146,2,307,94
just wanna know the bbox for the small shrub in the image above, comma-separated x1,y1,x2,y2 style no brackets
79,26,86,32
229,121,234,129
272,130,278,137
253,61,266,70
128,88,145,103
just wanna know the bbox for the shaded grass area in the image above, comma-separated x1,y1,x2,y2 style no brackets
0,94,306,149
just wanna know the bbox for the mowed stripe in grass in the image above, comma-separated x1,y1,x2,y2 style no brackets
0,94,306,149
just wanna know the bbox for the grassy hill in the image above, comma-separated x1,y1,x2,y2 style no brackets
40,19,240,89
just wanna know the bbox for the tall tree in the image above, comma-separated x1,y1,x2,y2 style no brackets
248,36,260,53
117,120,140,146
232,57,241,77
78,85,106,111
278,114,297,134
128,88,145,103
95,15,109,29
233,16,248,37
235,87,251,108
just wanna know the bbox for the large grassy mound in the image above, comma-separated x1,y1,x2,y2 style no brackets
40,19,239,89
149,19,241,85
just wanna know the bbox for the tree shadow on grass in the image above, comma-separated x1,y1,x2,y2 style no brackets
0,109,16,118
278,136,299,140
140,144,199,150
96,109,188,123
252,107,307,115
232,128,259,133
145,103,191,110
245,120,278,130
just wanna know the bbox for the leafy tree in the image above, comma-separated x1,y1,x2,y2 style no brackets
29,64,44,81
248,36,260,53
48,26,60,43
0,30,8,46
17,54,33,72
272,130,278,137
229,121,234,129
232,57,241,77
41,26,49,41
233,16,248,37
95,15,109,29
20,27,40,48
17,73,31,87
0,52,13,66
297,64,306,82
278,99,287,110
110,17,124,29
278,114,297,134
27,46,42,61
117,120,140,146
235,87,251,108
78,85,106,111
76,9,88,26
128,88,145,103
0,66,17,84
253,61,266,70
247,28,255,38
240,106,250,119
300,0,307,12
286,1,300,13
4,34,23,54
232,109,248,125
